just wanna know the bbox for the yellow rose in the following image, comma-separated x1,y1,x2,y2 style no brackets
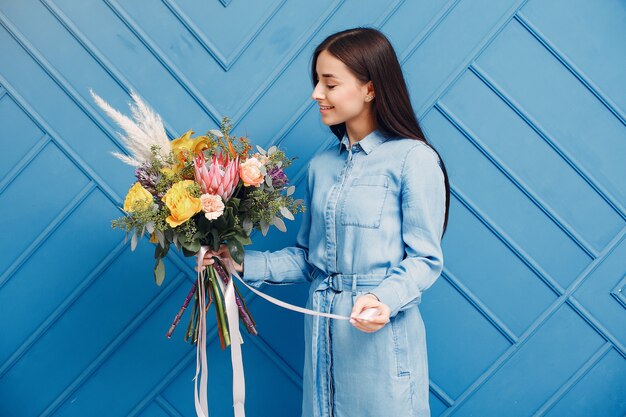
161,180,202,227
123,182,153,212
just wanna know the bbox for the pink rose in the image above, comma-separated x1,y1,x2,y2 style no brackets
239,157,264,187
199,193,225,220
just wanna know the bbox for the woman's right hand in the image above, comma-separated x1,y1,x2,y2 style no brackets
194,243,244,274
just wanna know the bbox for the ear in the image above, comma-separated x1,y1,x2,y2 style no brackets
365,80,375,99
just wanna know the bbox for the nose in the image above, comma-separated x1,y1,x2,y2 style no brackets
311,83,324,101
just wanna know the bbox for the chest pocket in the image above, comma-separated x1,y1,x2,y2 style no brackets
340,174,389,228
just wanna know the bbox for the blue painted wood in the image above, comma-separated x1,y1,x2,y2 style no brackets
1,0,624,416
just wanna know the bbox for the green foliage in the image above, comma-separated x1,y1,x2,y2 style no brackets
154,258,165,286
112,116,307,287
241,187,306,231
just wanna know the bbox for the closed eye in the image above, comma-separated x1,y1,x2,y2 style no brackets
327,85,336,89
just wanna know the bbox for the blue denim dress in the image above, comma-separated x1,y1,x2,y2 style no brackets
242,128,446,417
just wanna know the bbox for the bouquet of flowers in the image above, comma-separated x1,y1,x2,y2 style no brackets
90,89,305,416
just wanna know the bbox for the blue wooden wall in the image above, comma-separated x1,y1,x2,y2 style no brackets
1,0,625,416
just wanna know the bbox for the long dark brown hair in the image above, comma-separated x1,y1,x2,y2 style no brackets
310,27,451,237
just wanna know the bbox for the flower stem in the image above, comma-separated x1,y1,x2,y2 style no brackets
167,280,197,338
208,265,230,348
184,289,199,344
213,259,258,335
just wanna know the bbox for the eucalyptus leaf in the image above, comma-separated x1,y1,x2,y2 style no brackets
265,175,273,187
293,198,304,206
286,185,295,196
145,221,155,234
154,239,170,258
140,225,146,239
260,219,269,237
259,165,267,176
181,246,197,257
184,238,201,253
268,145,277,155
234,233,252,246
156,230,165,249
130,232,138,251
279,206,294,220
256,145,266,155
161,240,170,258
227,238,244,265
154,258,165,286
277,160,283,168
209,128,223,138
271,216,287,232
242,218,253,235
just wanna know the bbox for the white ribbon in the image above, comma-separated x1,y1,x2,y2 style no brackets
194,245,211,417
213,255,246,417
193,245,351,417
224,260,351,322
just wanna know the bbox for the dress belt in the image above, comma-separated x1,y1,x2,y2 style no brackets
311,267,387,294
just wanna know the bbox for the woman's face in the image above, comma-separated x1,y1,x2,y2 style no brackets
311,50,374,126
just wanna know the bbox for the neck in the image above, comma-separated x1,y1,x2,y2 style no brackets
345,113,377,147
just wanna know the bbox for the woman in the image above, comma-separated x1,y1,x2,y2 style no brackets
198,27,450,417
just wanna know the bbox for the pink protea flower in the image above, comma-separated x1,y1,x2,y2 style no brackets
194,151,240,202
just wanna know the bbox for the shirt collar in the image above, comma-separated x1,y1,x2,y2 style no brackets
338,129,388,155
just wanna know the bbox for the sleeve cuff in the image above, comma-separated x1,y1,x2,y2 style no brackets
368,285,417,318
242,250,268,289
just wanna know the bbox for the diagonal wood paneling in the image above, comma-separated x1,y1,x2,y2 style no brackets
1,0,625,416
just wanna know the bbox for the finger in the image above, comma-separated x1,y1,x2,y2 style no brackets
353,320,381,333
354,311,388,330
360,318,386,332
366,316,389,325
351,300,380,318
351,315,377,330
360,309,388,323
350,318,368,332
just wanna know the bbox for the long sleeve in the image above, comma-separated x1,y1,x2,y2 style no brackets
241,163,314,289
368,144,446,318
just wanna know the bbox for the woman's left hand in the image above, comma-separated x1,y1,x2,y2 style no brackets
350,294,391,333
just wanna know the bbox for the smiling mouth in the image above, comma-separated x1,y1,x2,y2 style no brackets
320,106,334,110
